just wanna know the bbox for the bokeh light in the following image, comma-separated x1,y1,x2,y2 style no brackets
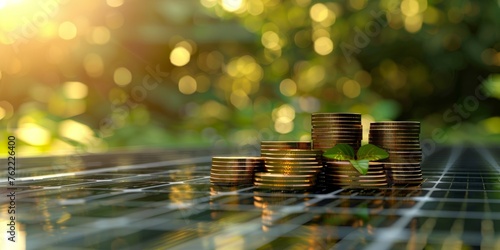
18,122,51,146
343,80,361,99
279,79,297,97
90,26,111,44
59,21,78,40
83,53,104,77
62,81,88,99
310,3,329,22
0,106,5,120
221,0,244,12
59,120,94,143
170,46,191,67
313,36,333,55
113,67,132,86
178,75,197,95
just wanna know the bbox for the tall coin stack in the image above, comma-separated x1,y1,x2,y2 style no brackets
311,113,363,188
210,157,264,186
311,113,363,151
258,141,322,190
368,121,423,185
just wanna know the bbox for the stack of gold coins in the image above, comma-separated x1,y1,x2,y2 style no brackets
263,149,323,175
258,141,322,190
323,161,388,188
254,172,317,190
210,157,264,186
261,141,319,176
369,121,423,185
311,113,362,189
310,113,362,151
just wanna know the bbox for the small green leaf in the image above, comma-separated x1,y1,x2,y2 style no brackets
354,204,369,221
349,159,369,175
323,144,355,161
356,144,389,161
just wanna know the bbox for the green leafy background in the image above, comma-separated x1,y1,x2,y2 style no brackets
0,0,499,155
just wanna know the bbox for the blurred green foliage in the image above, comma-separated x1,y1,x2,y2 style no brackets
0,0,499,155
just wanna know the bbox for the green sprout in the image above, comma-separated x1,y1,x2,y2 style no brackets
323,144,389,175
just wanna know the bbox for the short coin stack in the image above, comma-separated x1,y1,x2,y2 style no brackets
310,113,362,151
210,157,264,186
369,121,423,185
258,141,322,190
323,161,388,188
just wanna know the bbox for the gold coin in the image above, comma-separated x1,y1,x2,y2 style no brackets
312,112,361,116
254,182,315,190
255,172,315,179
261,141,311,148
254,178,315,184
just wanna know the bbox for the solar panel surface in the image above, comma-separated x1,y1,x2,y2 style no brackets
1,146,499,249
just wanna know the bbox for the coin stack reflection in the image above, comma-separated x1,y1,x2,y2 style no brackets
258,141,321,190
369,121,423,185
311,113,362,188
210,157,264,186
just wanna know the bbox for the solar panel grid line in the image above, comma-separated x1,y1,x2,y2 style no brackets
29,227,103,250
364,147,464,250
180,176,211,183
0,156,212,183
242,213,321,249
18,198,148,226
3,188,120,202
14,175,204,193
423,197,500,204
28,203,188,249
477,189,498,250
122,219,211,250
477,147,500,173
167,219,264,250
298,205,500,220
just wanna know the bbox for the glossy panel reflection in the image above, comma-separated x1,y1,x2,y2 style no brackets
0,147,499,249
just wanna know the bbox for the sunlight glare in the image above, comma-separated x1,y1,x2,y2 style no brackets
221,0,244,12
0,0,23,10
